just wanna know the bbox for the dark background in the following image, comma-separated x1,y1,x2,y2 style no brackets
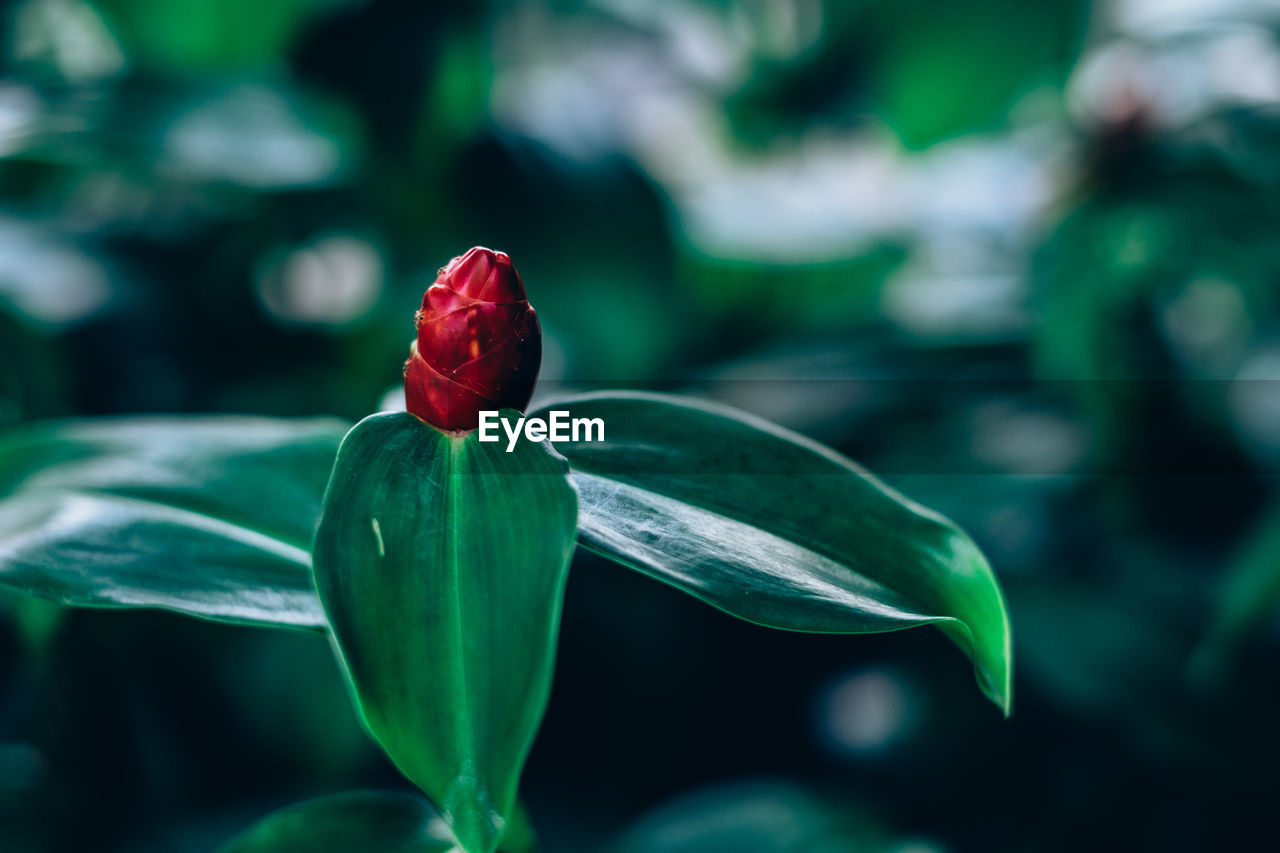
3,0,1280,850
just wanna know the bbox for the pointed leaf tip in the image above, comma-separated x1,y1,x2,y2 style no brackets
314,412,577,852
533,391,1014,714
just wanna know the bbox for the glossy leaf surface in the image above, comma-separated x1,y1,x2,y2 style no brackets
313,412,577,853
532,392,1012,713
220,791,541,853
219,790,458,853
0,416,347,628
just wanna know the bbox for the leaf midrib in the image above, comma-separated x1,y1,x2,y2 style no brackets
571,472,940,629
8,485,312,567
443,436,481,850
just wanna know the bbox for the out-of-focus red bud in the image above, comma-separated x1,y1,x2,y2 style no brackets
404,247,541,432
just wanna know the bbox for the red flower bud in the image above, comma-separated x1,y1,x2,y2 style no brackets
404,247,542,432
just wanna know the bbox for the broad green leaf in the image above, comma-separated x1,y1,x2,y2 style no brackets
0,416,347,629
219,791,541,853
531,392,1012,713
1193,499,1280,683
219,790,458,853
313,412,577,853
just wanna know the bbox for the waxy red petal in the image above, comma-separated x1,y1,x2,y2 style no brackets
404,247,542,432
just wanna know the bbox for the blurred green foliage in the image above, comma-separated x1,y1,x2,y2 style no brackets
4,0,1280,851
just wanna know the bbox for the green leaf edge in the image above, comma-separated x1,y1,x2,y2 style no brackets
313,411,577,853
216,789,456,853
533,390,1014,715
0,398,1012,713
0,414,345,632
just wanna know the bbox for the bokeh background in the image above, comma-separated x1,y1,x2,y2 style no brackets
3,0,1280,850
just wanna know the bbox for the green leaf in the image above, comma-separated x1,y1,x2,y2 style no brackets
1192,499,1280,685
95,0,315,73
615,780,898,853
531,392,1012,714
219,791,542,853
313,412,577,853
0,416,346,629
219,790,458,853
868,0,1088,149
